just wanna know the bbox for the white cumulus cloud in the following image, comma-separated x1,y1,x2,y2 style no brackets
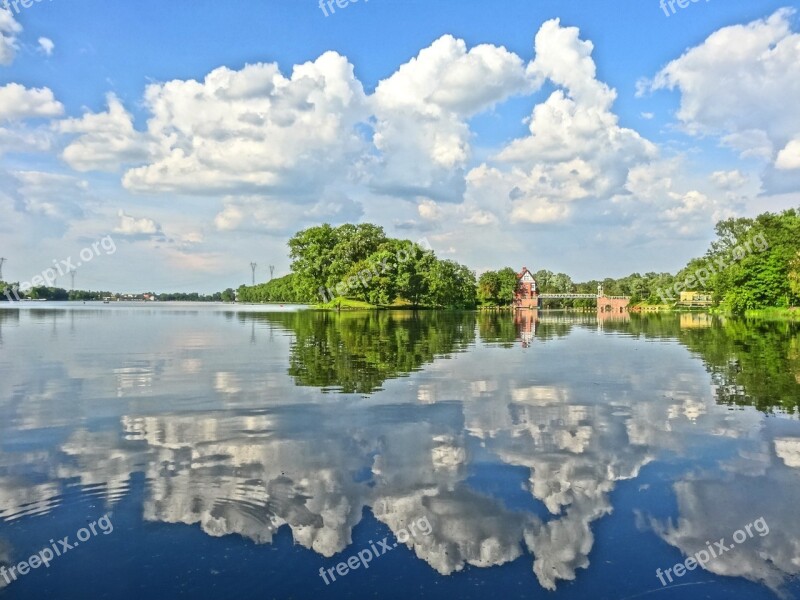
776,139,800,170
649,8,800,170
0,8,21,66
467,19,658,227
0,83,63,121
122,53,369,195
59,93,151,172
370,35,530,202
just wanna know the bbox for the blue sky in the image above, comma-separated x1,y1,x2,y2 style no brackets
1,0,799,292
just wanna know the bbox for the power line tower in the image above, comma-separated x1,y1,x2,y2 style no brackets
269,265,275,281
0,257,6,280
250,262,257,285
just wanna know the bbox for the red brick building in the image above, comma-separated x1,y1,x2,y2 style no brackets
514,267,540,309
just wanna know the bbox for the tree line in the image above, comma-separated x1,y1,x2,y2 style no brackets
1,285,237,302
239,210,799,313
477,209,800,312
6,209,795,313
237,224,477,309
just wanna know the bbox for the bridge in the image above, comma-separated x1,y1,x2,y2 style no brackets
537,293,630,313
538,293,598,299
514,273,630,314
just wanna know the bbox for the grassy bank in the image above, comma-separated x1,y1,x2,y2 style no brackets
315,298,377,310
742,307,800,321
632,305,800,321
315,298,424,311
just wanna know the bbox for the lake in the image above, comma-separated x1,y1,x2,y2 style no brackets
0,304,799,599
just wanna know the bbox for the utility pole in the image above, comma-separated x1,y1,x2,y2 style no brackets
250,262,257,285
0,257,6,280
269,265,275,281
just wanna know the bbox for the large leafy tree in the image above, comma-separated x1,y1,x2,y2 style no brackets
478,267,531,306
423,260,477,309
288,224,388,300
287,224,340,299
497,268,519,304
393,242,435,306
326,224,388,287
713,209,800,312
534,269,554,292
477,271,501,305
551,272,574,293
255,223,477,308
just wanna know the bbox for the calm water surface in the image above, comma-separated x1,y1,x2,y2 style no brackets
0,304,799,599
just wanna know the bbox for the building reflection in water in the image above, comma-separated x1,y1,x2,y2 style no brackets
680,313,714,329
514,310,538,348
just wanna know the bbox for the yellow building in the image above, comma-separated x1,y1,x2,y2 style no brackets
678,291,713,306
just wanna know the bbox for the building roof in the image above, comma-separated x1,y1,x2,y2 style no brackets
517,267,535,280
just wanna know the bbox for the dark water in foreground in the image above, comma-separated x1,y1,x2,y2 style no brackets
0,304,799,600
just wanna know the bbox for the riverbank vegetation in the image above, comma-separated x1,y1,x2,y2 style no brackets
238,210,798,315
477,209,800,314
0,283,236,303
237,224,477,309
6,209,796,315
743,308,800,321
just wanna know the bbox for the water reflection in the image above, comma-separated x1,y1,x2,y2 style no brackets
652,451,800,595
261,311,477,393
0,306,798,597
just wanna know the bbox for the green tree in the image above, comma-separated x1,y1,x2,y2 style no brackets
393,242,434,306
288,223,389,300
27,287,68,300
497,268,518,305
237,274,310,303
551,273,574,293
712,209,800,312
478,270,501,306
789,251,800,300
423,260,477,309
534,269,554,292
288,224,342,299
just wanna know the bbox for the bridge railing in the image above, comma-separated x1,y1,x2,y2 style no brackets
537,294,630,300
538,293,598,299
